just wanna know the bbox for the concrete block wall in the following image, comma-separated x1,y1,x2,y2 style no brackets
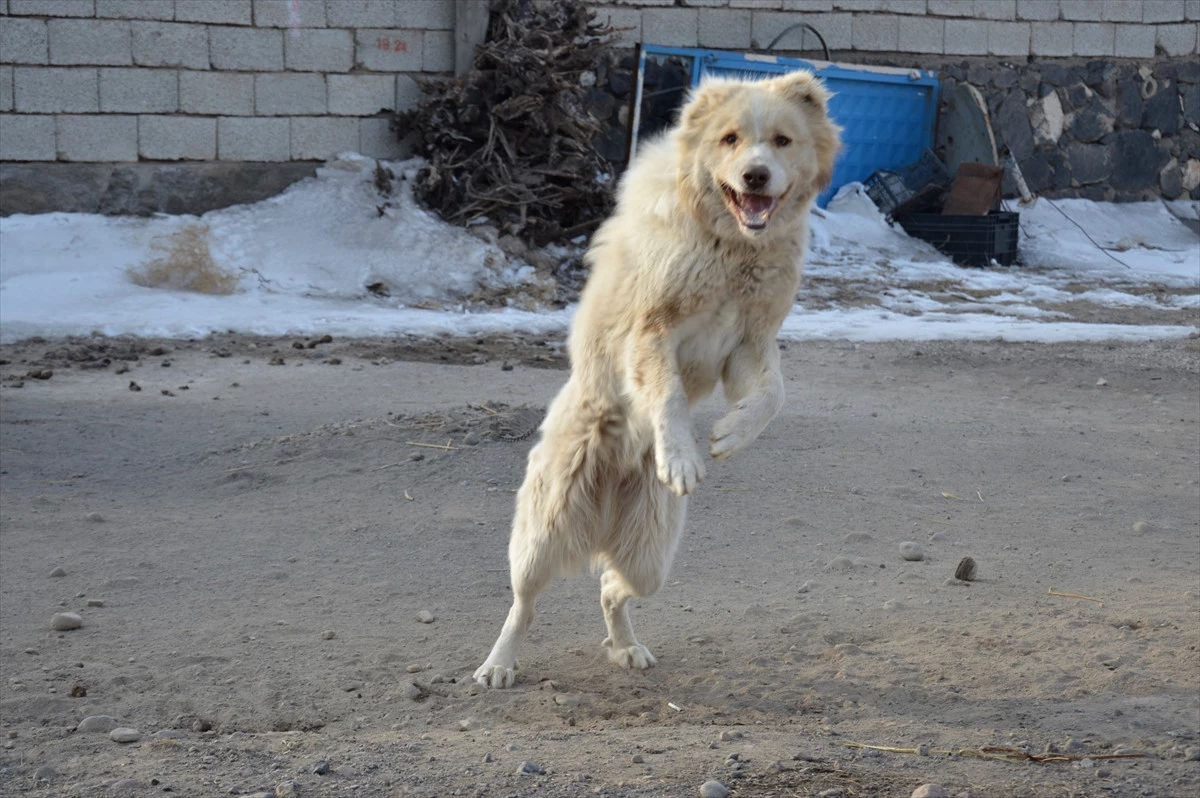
0,0,457,163
591,0,1199,57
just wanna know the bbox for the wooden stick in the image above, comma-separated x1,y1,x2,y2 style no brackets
1048,587,1104,607
405,441,458,451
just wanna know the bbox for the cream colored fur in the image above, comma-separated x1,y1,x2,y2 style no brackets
474,70,842,688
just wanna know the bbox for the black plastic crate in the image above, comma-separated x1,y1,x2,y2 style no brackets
897,211,1020,267
863,149,951,216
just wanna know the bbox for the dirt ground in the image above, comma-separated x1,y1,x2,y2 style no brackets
1,331,1198,798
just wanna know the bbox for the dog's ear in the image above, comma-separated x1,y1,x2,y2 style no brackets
773,71,842,190
771,69,833,114
677,78,738,140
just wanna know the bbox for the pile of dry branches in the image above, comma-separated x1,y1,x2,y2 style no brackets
392,0,618,246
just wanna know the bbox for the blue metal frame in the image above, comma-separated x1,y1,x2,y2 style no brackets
638,45,941,207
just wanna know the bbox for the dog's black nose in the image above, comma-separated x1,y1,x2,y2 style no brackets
742,166,770,192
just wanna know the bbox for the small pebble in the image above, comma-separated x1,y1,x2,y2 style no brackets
911,785,948,798
409,452,425,461
554,694,580,707
842,531,873,543
321,630,336,640
49,567,67,578
275,780,299,798
50,612,83,631
33,765,57,782
312,760,330,775
402,682,425,701
482,752,494,763
797,581,810,593
818,789,844,798
916,743,930,756
405,663,425,673
86,599,104,607
109,727,142,743
631,753,644,763
899,541,925,561
825,557,854,572
1132,520,1153,534
86,512,104,523
515,761,543,776
416,610,435,624
718,730,743,742
699,780,730,798
464,431,480,446
954,556,977,581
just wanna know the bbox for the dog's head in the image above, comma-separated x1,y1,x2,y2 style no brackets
676,70,842,241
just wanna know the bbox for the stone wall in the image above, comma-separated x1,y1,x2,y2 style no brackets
943,57,1200,200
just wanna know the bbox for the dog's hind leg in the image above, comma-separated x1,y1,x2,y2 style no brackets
474,423,595,689
599,468,686,671
472,520,555,689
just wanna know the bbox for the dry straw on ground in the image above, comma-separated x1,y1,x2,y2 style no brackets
126,224,238,295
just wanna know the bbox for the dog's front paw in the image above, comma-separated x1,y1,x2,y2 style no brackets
656,441,705,496
473,661,518,689
603,638,657,670
709,408,758,461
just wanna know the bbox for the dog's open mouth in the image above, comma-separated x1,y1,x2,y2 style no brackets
721,185,779,231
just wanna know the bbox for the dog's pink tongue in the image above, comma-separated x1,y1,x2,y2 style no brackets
739,193,777,228
741,194,775,214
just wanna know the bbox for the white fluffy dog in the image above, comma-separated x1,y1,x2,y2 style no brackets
475,70,842,688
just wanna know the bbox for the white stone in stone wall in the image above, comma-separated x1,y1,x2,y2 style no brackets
781,1,834,11
395,73,421,112
57,114,138,161
96,1,175,20
285,27,354,72
851,13,898,50
1031,21,1074,56
0,18,50,64
898,14,943,54
255,72,326,116
14,66,97,113
0,113,55,160
642,7,700,47
0,67,12,112
48,20,132,65
290,115,357,160
132,22,210,69
1030,90,1063,147
252,0,328,28
1101,0,1143,22
755,11,852,50
359,115,407,160
423,29,453,72
944,17,988,54
1060,0,1103,21
1156,22,1198,54
100,67,177,112
139,115,216,160
397,0,455,29
927,0,974,16
327,73,395,115
180,71,254,115
1142,1,1184,23
218,116,289,161
355,28,423,71
210,26,283,70
10,0,94,17
699,8,752,49
1074,21,1115,55
1115,23,1156,57
1016,0,1058,20
988,20,1030,55
326,0,395,28
176,0,253,26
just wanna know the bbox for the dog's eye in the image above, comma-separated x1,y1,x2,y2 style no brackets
721,132,738,146
775,135,792,147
